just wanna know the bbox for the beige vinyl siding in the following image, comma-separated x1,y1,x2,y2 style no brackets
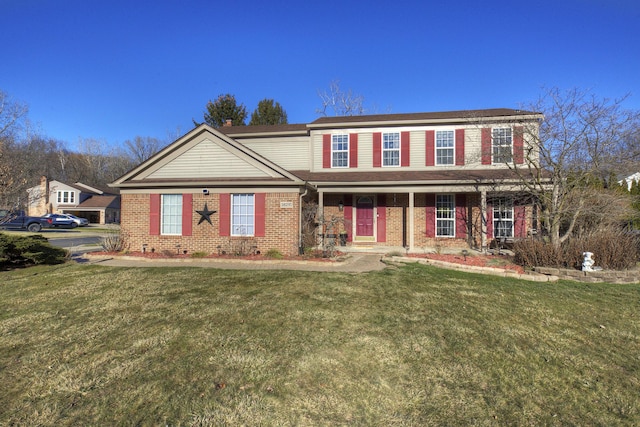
310,126,498,172
463,128,482,166
409,131,424,168
240,136,309,170
146,139,273,179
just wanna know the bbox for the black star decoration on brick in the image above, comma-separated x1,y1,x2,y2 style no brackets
196,203,217,225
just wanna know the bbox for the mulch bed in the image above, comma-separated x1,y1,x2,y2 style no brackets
408,253,525,274
88,250,343,263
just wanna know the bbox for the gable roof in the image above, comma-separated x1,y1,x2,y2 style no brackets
309,108,543,129
217,123,308,138
111,124,305,189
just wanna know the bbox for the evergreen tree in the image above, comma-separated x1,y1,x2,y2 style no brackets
202,94,247,127
249,99,288,125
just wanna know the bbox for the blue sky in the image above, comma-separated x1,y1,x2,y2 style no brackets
2,0,639,149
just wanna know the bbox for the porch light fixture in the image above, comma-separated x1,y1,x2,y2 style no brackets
338,200,344,212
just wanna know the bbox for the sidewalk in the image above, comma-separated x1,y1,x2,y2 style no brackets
77,252,388,273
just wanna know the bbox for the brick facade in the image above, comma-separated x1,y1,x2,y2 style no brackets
121,192,300,256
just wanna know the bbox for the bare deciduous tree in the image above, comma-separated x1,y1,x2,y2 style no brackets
316,80,367,117
500,87,640,247
0,90,28,139
124,136,163,164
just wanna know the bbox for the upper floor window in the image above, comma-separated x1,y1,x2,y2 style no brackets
382,132,400,166
332,134,349,168
436,194,455,237
436,130,454,165
161,194,182,235
232,193,255,236
493,198,513,238
56,190,76,204
492,128,513,163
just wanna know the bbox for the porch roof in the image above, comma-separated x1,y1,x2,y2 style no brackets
290,169,546,185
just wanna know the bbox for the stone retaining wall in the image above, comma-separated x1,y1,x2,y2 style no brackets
533,267,639,284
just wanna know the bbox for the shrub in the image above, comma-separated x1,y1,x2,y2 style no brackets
514,229,639,270
514,239,564,269
101,230,127,252
190,251,208,258
265,249,284,259
0,233,67,267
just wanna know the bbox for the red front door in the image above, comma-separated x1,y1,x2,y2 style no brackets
356,196,374,236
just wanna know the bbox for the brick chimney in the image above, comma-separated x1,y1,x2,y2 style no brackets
223,118,233,127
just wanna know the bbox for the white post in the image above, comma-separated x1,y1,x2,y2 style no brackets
481,190,487,252
409,192,415,252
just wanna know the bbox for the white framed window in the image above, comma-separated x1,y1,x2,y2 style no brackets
436,194,455,237
56,190,76,204
161,194,182,235
492,127,513,163
493,198,514,238
436,130,454,165
332,134,349,168
382,132,400,166
232,193,255,236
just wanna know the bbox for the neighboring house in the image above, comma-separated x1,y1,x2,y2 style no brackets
619,172,640,191
27,176,121,224
110,108,544,256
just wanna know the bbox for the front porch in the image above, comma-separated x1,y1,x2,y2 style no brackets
313,189,532,254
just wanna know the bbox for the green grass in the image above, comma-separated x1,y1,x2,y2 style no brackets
1,263,639,426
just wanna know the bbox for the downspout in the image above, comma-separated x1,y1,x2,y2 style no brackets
298,185,309,255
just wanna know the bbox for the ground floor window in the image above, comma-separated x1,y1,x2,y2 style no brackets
161,194,182,235
436,194,455,237
232,193,255,236
493,198,513,238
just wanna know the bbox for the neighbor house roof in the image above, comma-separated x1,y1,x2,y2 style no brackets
77,195,120,209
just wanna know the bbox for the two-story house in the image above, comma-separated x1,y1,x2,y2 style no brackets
27,176,121,224
110,108,544,256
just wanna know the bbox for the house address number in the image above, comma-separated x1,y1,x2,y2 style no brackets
280,201,294,208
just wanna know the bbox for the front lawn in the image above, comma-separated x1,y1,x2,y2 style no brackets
1,263,638,425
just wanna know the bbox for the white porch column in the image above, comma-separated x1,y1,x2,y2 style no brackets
409,192,415,252
480,190,487,252
317,191,324,247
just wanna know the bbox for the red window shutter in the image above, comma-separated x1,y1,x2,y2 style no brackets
255,193,266,237
343,194,353,242
486,202,494,238
425,130,435,166
513,126,524,164
455,129,465,166
481,128,492,165
514,204,526,238
377,194,386,242
373,132,382,167
149,194,160,235
323,134,331,168
455,194,467,238
182,193,192,236
401,131,410,167
219,193,230,236
349,133,358,168
425,194,436,238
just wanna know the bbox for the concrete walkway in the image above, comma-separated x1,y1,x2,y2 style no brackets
77,252,388,273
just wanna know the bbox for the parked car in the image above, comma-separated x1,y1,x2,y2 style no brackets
56,213,89,226
41,213,78,228
0,213,52,232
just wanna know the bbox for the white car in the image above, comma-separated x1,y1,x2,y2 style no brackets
58,214,90,226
